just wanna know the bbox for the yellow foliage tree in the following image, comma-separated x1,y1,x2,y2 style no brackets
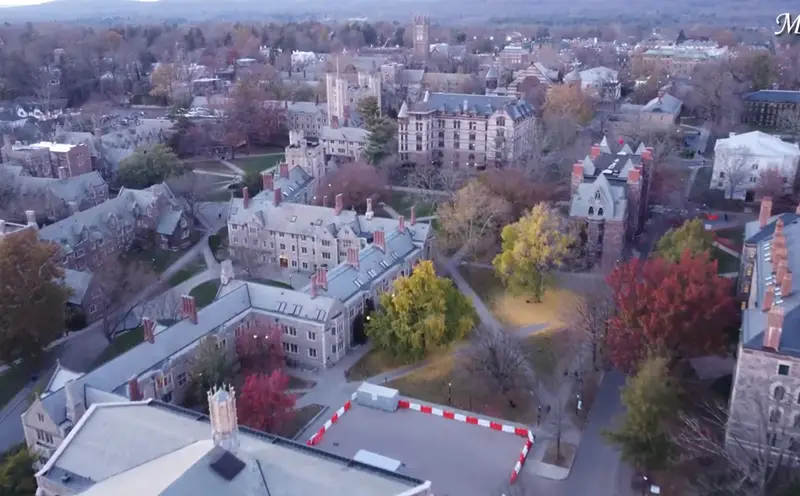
366,261,477,361
493,203,575,302
543,84,594,124
149,63,177,101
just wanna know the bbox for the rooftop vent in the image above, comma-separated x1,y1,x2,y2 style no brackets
290,216,297,223
209,448,246,482
353,278,363,288
277,302,287,312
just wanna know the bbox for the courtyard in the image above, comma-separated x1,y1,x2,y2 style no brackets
310,400,528,496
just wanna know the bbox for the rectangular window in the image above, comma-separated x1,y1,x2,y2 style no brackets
779,364,790,376
284,326,297,337
307,331,317,341
308,348,318,358
283,342,299,354
37,413,44,422
36,429,54,445
322,252,331,260
177,372,187,386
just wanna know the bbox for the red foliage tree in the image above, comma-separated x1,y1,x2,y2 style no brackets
605,251,736,373
237,371,296,433
316,160,388,210
235,324,285,375
755,167,786,202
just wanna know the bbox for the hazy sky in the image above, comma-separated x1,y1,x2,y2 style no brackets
0,0,54,6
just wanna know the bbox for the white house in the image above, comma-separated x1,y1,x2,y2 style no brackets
712,131,800,201
578,67,621,101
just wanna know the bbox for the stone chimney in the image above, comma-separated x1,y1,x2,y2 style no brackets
220,260,234,286
782,271,793,297
181,295,198,324
58,166,68,180
310,273,318,298
571,163,584,195
374,230,386,251
274,187,282,206
346,246,359,268
279,162,289,178
335,193,343,215
759,197,773,228
261,171,273,191
208,386,240,453
25,210,37,229
365,198,374,220
242,187,250,209
398,215,405,232
0,220,5,235
68,201,79,215
590,145,601,159
128,376,143,401
322,195,328,208
65,379,86,423
410,205,416,225
142,317,155,343
763,286,774,311
316,265,328,289
763,305,785,351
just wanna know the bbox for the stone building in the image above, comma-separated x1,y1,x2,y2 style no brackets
396,91,536,167
284,130,326,182
742,90,800,130
255,162,315,205
568,137,653,269
412,14,430,60
325,71,381,128
1,139,92,178
321,125,369,160
727,199,800,457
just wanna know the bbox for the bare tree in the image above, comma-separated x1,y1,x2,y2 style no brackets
684,61,745,131
94,255,158,342
755,167,787,201
405,161,472,201
140,289,184,324
167,172,224,218
778,111,800,144
463,327,532,409
561,281,613,370
715,146,753,200
675,393,800,496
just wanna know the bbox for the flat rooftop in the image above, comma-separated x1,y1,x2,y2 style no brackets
312,402,525,496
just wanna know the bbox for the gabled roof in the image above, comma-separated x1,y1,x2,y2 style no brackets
63,269,93,305
716,131,800,157
407,92,534,120
643,93,682,114
3,168,107,206
569,172,628,222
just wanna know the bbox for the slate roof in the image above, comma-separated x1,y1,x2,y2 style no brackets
643,93,683,115
63,269,93,305
2,167,107,206
156,209,184,236
569,172,628,222
407,92,534,119
743,90,800,104
254,165,314,204
742,214,800,356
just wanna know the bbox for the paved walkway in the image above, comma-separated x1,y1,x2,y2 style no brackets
388,185,450,197
192,169,238,179
220,160,245,175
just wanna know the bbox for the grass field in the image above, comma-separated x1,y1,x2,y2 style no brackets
189,280,221,308
345,348,409,382
231,154,285,173
167,258,206,287
385,191,436,218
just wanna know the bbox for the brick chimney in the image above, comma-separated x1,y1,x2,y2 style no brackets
365,198,374,220
410,205,416,225
335,193,343,215
590,145,601,159
763,305,785,351
782,271,793,297
398,215,405,232
181,295,198,324
775,217,785,235
274,187,282,206
759,197,773,228
571,163,584,195
627,168,641,184
58,166,68,180
142,317,155,344
316,265,328,289
777,259,789,285
374,230,386,251
641,147,653,162
310,273,318,298
261,171,273,191
346,246,359,268
242,187,250,209
279,162,289,178
128,376,143,401
763,286,774,311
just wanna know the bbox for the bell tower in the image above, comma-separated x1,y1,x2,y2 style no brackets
413,14,430,60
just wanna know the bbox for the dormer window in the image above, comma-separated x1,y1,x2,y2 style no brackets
594,190,601,200
588,206,594,215
598,207,604,216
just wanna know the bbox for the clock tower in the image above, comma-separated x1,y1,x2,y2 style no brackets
413,14,430,60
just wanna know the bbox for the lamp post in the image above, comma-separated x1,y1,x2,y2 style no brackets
447,382,452,404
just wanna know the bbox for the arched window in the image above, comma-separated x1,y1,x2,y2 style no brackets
770,409,781,423
775,385,786,401
588,206,594,215
598,207,604,216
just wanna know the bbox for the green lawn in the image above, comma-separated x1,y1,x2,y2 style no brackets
231,154,285,173
712,246,740,274
386,191,436,218
167,259,206,287
130,232,204,274
189,280,222,308
92,327,144,369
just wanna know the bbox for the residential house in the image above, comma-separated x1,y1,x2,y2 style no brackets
32,392,431,496
568,137,654,269
607,91,683,135
569,66,621,101
321,125,369,160
1,139,92,178
507,62,560,95
742,90,800,129
712,131,800,201
63,269,104,323
397,91,536,167
727,200,800,458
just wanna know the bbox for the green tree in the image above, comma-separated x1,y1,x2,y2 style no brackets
242,170,264,196
605,356,678,472
0,229,71,364
0,445,36,496
492,203,575,302
655,218,714,264
367,260,477,360
363,116,397,164
357,95,381,127
189,336,233,407
117,144,187,189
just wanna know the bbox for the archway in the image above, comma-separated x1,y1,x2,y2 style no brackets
351,298,376,346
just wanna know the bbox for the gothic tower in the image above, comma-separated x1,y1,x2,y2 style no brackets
413,14,430,60
208,385,240,453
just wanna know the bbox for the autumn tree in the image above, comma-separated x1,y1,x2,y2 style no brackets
714,145,752,199
655,218,714,264
755,167,787,201
493,203,576,302
95,255,157,343
684,61,745,130
236,325,284,375
367,261,477,361
404,161,471,200
436,179,512,257
605,356,679,472
0,230,71,364
189,335,234,406
463,326,532,410
605,251,735,373
117,144,188,189
477,168,561,219
543,84,594,125
149,63,179,102
167,172,222,217
315,160,388,210
237,371,296,434
0,444,36,496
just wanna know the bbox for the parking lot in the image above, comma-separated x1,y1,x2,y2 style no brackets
313,404,526,496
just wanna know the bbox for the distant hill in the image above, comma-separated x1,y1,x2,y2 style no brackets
0,0,794,25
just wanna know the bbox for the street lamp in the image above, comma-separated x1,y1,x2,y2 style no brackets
448,382,452,404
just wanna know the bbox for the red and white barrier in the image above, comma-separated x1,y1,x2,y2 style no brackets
509,431,535,483
397,399,531,438
306,392,358,446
